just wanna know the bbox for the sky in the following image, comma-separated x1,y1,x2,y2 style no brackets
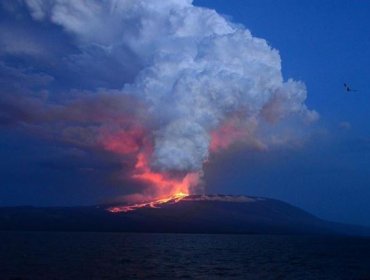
0,0,369,227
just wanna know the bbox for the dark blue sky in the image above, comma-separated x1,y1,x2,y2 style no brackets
196,0,370,226
1,0,370,226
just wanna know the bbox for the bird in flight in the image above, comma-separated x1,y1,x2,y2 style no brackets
344,83,358,93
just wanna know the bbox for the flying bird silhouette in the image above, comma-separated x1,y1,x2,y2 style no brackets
344,83,358,93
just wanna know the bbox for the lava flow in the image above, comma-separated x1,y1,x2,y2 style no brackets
107,151,200,213
108,192,188,213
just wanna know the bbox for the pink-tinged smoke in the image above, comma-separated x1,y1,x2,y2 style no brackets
19,0,318,200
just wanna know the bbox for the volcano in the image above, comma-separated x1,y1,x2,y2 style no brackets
0,195,369,236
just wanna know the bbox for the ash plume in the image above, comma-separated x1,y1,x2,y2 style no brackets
1,0,318,199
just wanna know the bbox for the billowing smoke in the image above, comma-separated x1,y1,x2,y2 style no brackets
3,0,318,200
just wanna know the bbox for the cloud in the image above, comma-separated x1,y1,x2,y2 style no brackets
1,0,319,198
0,25,46,56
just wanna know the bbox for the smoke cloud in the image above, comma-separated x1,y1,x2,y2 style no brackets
1,0,318,199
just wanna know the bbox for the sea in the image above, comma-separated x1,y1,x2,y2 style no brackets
0,231,370,280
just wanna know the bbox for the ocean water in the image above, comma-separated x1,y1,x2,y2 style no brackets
0,232,370,280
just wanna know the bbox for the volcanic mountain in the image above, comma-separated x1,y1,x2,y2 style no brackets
0,194,369,236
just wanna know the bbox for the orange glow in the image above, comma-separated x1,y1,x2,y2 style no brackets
107,151,200,213
102,126,144,155
133,152,199,197
101,125,201,211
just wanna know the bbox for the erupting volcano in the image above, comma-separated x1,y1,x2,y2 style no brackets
7,0,318,204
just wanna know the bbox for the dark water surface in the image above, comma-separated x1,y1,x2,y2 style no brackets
1,232,370,280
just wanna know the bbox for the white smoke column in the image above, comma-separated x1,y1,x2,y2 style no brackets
24,0,318,175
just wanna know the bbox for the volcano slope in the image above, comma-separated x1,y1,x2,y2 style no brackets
0,195,369,236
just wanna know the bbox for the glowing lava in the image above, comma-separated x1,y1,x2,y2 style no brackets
108,192,188,213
